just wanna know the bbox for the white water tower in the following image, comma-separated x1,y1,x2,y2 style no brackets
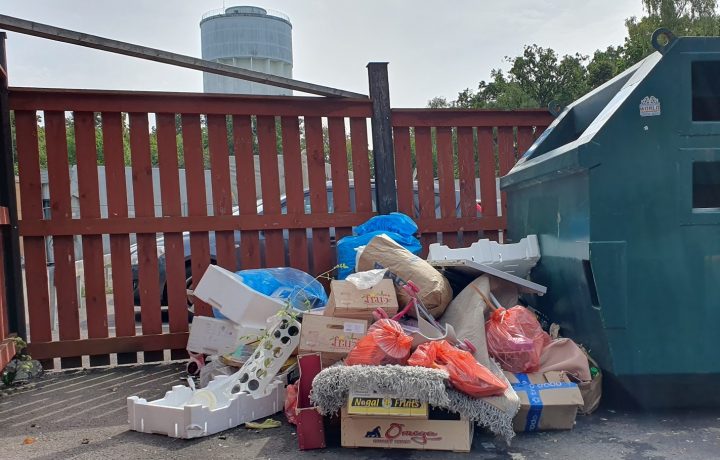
200,5,293,95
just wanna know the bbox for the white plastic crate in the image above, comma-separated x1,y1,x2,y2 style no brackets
427,235,540,278
193,265,286,329
127,379,285,439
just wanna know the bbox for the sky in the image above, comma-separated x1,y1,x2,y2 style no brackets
1,0,646,107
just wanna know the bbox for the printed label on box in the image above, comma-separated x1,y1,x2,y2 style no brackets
344,322,366,334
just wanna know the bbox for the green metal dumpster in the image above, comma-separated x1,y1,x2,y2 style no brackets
500,31,720,408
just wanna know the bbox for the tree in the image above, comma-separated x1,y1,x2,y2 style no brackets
434,0,720,109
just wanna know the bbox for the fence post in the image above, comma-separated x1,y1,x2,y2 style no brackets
0,32,27,340
367,62,397,214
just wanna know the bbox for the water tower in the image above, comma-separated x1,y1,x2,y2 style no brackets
200,5,293,95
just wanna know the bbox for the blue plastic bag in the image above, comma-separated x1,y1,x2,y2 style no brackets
355,212,418,236
212,267,328,320
336,213,421,279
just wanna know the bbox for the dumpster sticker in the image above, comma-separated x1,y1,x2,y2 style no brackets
639,96,661,117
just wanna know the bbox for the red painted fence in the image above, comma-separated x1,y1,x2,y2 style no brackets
9,87,552,369
0,205,16,370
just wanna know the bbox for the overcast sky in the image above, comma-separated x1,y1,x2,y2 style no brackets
2,0,645,106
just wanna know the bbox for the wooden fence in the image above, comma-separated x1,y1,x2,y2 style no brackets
9,87,551,369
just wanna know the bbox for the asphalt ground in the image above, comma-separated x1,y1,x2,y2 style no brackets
1,363,718,460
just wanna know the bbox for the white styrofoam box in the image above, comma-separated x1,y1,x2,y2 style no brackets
127,379,285,439
427,235,540,278
186,316,244,355
193,265,286,329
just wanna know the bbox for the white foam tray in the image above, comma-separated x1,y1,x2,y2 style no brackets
427,235,540,278
193,265,286,329
127,378,285,439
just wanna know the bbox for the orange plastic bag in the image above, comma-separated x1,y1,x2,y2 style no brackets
345,319,413,366
485,306,551,373
284,383,298,425
408,340,507,398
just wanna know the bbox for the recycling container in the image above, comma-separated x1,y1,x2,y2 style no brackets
500,31,720,408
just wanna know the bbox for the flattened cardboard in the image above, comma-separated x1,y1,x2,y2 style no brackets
505,371,584,432
324,279,399,321
348,386,428,418
341,408,472,452
298,314,368,366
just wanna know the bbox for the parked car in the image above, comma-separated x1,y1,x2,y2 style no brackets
131,181,486,310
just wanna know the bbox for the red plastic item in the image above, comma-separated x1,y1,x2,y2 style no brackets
485,306,551,373
408,340,508,398
345,319,413,366
296,353,325,450
284,383,299,425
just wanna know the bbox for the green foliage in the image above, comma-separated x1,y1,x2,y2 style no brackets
436,0,720,110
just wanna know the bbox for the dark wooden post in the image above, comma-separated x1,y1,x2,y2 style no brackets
0,32,27,340
367,62,397,214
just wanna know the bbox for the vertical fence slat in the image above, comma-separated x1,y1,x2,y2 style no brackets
129,113,163,362
74,111,109,366
414,126,436,255
181,114,212,318
392,126,414,216
478,127,499,241
517,126,534,159
256,116,285,267
0,237,6,346
457,126,478,245
349,118,372,214
45,111,81,368
15,110,52,368
156,112,188,361
207,114,236,271
102,112,136,365
497,126,514,222
305,116,332,277
232,115,261,270
281,116,309,272
436,127,457,248
328,117,352,242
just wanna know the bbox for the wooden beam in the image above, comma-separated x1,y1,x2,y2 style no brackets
0,32,26,341
368,62,397,214
391,109,554,128
0,14,368,98
27,332,190,359
8,87,372,117
0,206,8,225
18,212,377,237
415,216,507,233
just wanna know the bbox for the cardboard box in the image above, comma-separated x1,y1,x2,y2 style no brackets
298,314,368,366
347,386,428,418
505,371,584,432
324,279,399,321
341,408,472,452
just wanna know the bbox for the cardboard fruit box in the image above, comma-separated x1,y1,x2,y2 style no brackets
341,408,472,452
298,314,368,366
347,386,428,419
505,371,584,432
324,279,399,321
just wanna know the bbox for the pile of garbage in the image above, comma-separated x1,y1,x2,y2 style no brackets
127,212,601,452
